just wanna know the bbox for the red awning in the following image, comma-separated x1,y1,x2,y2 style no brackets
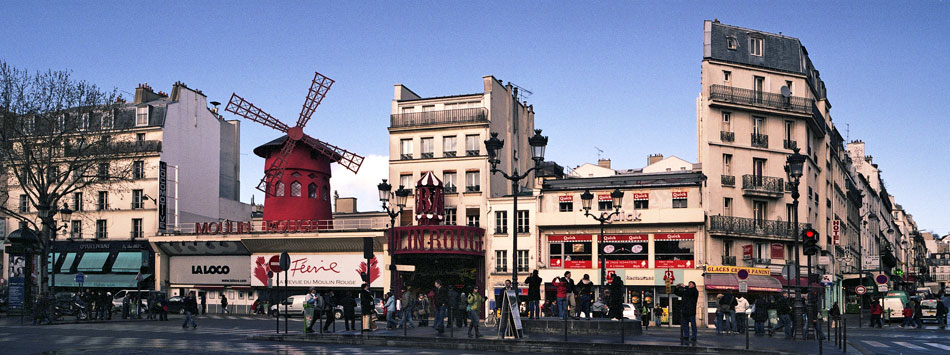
704,273,782,293
772,275,822,289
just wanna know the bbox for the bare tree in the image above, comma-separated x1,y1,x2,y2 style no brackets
0,60,144,296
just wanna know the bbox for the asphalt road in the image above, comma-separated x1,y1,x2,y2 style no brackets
0,314,498,355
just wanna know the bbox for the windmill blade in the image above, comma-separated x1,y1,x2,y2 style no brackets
296,72,335,128
302,135,364,174
225,94,290,132
257,138,298,196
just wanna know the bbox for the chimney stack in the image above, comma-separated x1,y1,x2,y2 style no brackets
648,154,664,166
597,159,611,169
134,83,162,104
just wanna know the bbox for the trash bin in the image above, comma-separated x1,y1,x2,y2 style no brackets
303,304,315,331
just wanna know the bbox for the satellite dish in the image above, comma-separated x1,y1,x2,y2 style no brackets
780,86,791,98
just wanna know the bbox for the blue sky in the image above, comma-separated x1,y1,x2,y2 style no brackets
2,2,948,234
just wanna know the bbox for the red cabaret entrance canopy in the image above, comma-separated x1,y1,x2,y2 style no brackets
388,225,485,256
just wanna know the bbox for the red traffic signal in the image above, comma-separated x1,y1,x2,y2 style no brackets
802,228,819,256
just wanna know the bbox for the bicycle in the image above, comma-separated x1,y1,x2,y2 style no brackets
485,308,499,327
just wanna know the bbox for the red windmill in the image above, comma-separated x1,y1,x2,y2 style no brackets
226,71,364,228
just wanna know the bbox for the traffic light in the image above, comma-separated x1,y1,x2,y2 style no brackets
802,228,819,256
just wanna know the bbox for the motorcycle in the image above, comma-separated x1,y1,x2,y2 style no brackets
55,299,89,321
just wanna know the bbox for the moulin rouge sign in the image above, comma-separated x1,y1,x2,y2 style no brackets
194,219,330,235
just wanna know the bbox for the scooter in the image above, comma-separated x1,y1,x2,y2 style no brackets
55,299,89,321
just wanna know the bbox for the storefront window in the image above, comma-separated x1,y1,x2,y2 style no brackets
654,233,695,268
548,234,592,268
600,234,649,268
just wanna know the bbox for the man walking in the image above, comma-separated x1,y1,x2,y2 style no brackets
525,270,542,319
770,295,793,339
342,291,357,331
433,280,448,334
674,281,699,345
399,287,415,329
322,290,336,332
220,293,229,314
182,291,198,329
467,286,485,338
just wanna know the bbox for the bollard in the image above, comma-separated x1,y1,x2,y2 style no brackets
746,322,750,349
843,318,847,353
564,316,568,342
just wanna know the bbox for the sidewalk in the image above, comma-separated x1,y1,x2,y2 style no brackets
248,319,845,354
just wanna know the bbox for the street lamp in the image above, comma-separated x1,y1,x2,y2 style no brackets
43,202,73,297
378,179,409,293
784,147,806,338
484,129,548,287
580,188,624,287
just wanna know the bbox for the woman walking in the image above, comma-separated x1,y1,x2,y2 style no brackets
467,286,485,338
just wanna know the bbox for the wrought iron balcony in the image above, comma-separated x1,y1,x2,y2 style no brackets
721,131,735,142
420,152,434,159
444,151,457,158
751,133,768,148
65,140,162,157
783,139,797,150
400,154,413,160
721,175,735,187
709,84,813,115
709,215,811,241
444,186,457,193
465,185,481,193
466,149,480,156
742,174,784,198
390,107,488,128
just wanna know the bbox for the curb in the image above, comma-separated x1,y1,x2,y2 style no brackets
247,333,791,355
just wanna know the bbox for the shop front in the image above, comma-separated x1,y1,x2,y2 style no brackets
168,255,251,314
703,266,782,326
50,240,153,291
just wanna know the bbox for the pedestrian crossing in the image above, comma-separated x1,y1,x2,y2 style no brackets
861,340,950,352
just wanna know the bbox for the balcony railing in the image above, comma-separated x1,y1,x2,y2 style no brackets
65,140,162,157
721,175,735,187
400,154,413,160
466,149,480,156
444,151,457,158
465,185,481,193
709,215,811,240
742,174,784,197
721,131,735,142
444,186,457,193
784,139,797,150
420,152,434,159
751,133,768,148
709,84,813,114
390,107,488,128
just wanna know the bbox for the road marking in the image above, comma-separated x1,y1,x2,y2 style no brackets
894,342,926,350
863,340,889,348
925,343,950,350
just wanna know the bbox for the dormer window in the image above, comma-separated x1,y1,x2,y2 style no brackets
101,110,114,129
749,36,763,56
726,36,738,50
81,113,90,131
136,106,149,126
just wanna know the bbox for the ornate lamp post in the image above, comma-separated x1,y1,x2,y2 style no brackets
378,179,410,293
580,188,624,287
784,147,806,338
42,202,73,297
484,129,548,287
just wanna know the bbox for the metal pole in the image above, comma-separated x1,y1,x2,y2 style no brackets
792,182,804,339
284,269,288,334
511,177,519,288
668,291,672,327
600,220,606,292
858,224,863,328
818,318,823,354
276,272,280,334
843,318,847,353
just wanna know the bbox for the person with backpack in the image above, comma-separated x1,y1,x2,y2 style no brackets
305,288,323,333
467,286,485,338
752,297,769,336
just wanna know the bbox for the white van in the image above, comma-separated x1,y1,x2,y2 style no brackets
270,295,308,317
881,297,905,320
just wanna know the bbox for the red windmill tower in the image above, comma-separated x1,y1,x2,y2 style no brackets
226,71,364,229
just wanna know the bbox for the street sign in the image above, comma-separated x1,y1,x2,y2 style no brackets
279,252,291,271
269,255,282,273
818,255,830,265
862,256,880,270
737,269,749,280
877,284,889,293
875,274,889,285
820,274,834,287
664,270,674,281
832,220,841,246
738,280,748,293
855,285,867,295
75,272,85,284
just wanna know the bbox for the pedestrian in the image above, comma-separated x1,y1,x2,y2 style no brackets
936,299,948,329
752,297,768,336
399,287,415,329
360,283,375,331
770,295,794,339
735,294,749,334
200,292,207,315
105,292,113,320
901,302,914,328
673,281,698,345
553,275,568,320
829,302,841,330
182,291,198,329
526,270,542,319
803,292,824,340
342,291,357,331
717,293,733,334
446,286,458,329
729,292,739,333
146,293,154,320
322,290,336,332
564,271,578,319
467,286,485,338
159,293,169,321
305,288,321,333
121,293,130,319
608,274,624,320
577,274,593,319
385,291,398,330
433,280,449,334
418,293,430,327
220,293,229,314
654,303,663,327
913,299,923,329
870,298,883,328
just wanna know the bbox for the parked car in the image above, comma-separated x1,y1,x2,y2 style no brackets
921,299,938,321
111,290,150,313
331,297,384,320
270,295,308,317
165,296,185,314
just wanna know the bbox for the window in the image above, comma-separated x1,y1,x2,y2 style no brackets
97,163,109,180
517,250,529,273
601,234,649,268
723,154,732,175
70,220,82,239
753,158,766,183
18,194,29,213
399,174,412,193
752,116,765,136
654,233,695,268
753,201,767,226
308,183,317,199
80,113,90,131
466,208,480,227
444,208,457,226
723,70,732,81
422,105,435,112
749,37,763,56
517,210,529,233
136,106,149,126
753,76,765,102
465,171,480,192
73,192,83,211
755,243,769,260
95,220,108,239
634,193,649,209
136,133,145,142
133,161,145,179
495,250,508,272
101,111,113,129
672,194,687,209
442,172,457,193
495,211,508,234
442,136,457,157
721,112,732,131
275,182,285,197
548,235,593,268
785,80,793,95
724,240,733,257
785,120,793,141
726,36,738,50
465,135,480,156
290,181,302,197
597,194,613,211
420,137,434,158
724,197,733,217
97,191,108,210
131,190,143,209
559,196,573,212
131,218,143,239
400,139,413,160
